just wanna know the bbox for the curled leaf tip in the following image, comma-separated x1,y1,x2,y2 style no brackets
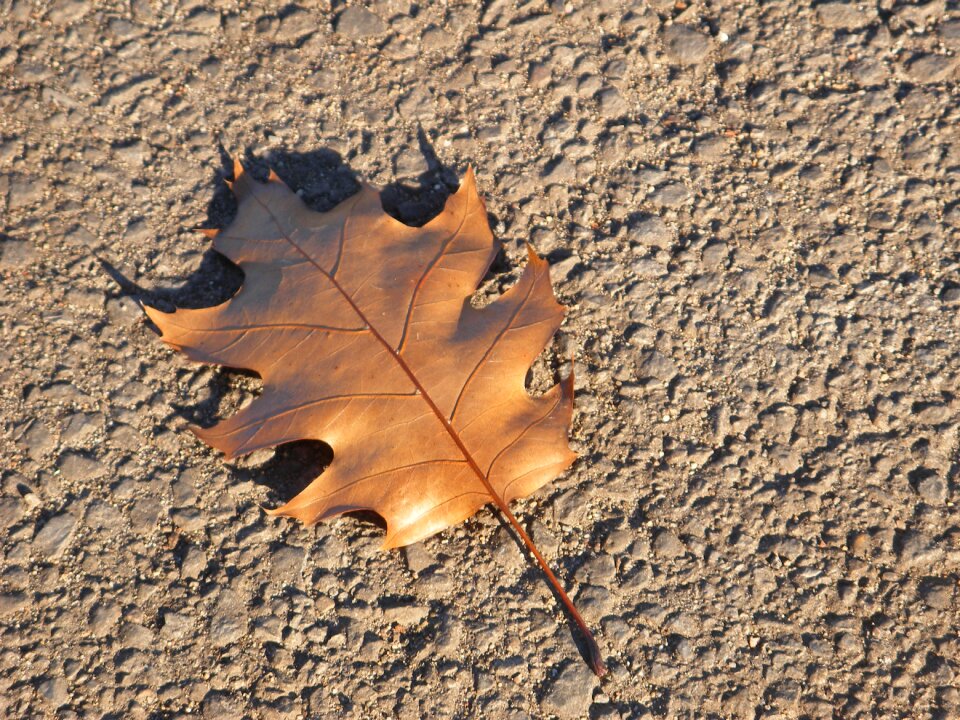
141,303,168,330
524,242,544,264
457,165,477,196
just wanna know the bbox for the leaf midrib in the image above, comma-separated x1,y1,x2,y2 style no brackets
246,186,508,513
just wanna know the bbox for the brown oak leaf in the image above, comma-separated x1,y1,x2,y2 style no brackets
144,160,605,674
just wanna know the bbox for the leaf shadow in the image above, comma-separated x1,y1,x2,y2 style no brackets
377,126,461,226
115,140,597,666
231,439,334,508
489,510,609,675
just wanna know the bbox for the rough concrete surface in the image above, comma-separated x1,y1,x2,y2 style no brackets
2,0,960,718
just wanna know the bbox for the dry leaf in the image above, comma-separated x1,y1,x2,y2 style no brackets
144,159,605,675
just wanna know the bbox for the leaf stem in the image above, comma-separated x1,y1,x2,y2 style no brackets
489,498,609,677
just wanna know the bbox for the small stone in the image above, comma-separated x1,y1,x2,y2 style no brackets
904,54,958,84
335,7,388,39
848,532,870,555
662,24,712,65
271,545,305,576
0,498,21,529
253,615,284,643
637,168,669,186
633,257,668,279
577,73,602,97
172,506,206,532
918,578,954,609
19,421,56,460
404,543,437,574
542,157,576,184
210,592,246,646
693,136,729,162
591,702,621,719
551,254,581,280
421,25,456,51
60,412,101,447
89,601,121,636
816,2,875,30
942,19,960,44
128,497,162,530
653,529,685,559
835,631,862,656
394,148,430,178
161,611,193,639
648,182,690,208
666,611,699,637
637,602,669,626
7,176,45,210
896,530,942,569
942,286,960,303
181,546,207,579
58,452,106,482
186,9,221,31
120,623,155,649
0,238,38,268
203,691,242,717
171,475,199,506
597,87,628,116
397,87,433,120
638,350,678,381
915,403,951,424
528,62,551,88
101,75,162,108
48,0,89,25
13,61,51,84
701,242,729,268
648,660,677,683
577,584,614,616
33,513,76,558
541,662,596,719
277,8,315,41
915,475,947,504
37,676,68,706
602,617,632,647
0,592,28,615
850,60,888,85
113,141,149,167
628,216,674,250
84,501,123,530
382,602,429,626
675,638,695,661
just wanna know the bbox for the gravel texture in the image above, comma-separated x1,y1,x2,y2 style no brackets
2,1,960,719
